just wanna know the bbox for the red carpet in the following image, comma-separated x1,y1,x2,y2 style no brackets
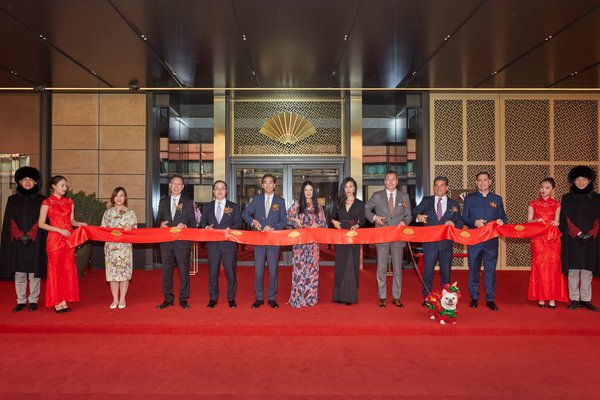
1,267,600,399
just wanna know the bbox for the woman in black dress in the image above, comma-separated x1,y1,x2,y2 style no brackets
331,177,365,305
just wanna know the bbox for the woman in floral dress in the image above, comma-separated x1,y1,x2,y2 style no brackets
287,181,327,307
101,187,137,309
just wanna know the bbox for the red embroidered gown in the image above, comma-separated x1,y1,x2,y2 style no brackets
43,195,80,307
527,197,568,302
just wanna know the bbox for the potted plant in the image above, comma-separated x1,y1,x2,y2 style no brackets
68,190,107,278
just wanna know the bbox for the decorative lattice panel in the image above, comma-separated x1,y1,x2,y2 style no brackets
554,100,598,161
504,165,550,268
232,100,342,155
504,99,550,161
467,100,496,161
434,100,463,161
467,165,496,193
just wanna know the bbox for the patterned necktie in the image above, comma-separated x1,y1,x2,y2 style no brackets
436,197,443,220
216,201,222,223
265,196,271,217
171,197,177,219
388,192,394,213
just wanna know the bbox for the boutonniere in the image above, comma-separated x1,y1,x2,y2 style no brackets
271,204,279,211
451,206,459,214
400,201,407,209
489,201,497,208
176,203,183,214
223,207,233,215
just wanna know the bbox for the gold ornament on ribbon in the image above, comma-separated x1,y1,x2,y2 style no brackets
111,230,122,236
513,225,525,231
259,112,317,144
288,231,301,238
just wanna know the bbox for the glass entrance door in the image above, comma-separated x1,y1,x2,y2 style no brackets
233,163,342,265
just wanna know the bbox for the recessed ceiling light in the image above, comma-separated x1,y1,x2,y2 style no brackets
242,34,247,41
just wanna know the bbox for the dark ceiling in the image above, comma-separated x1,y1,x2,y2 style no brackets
1,0,599,90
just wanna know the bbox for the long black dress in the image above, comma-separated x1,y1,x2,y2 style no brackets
331,199,365,304
0,186,47,280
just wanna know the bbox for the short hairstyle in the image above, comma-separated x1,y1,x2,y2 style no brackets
212,180,228,190
384,170,398,179
110,186,128,207
433,176,449,185
262,173,276,184
169,175,185,184
475,171,491,180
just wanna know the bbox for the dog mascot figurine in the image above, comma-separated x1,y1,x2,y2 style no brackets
425,282,461,325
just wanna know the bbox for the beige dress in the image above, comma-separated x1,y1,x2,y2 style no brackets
101,206,137,281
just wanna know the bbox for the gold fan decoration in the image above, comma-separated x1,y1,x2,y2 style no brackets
259,112,316,144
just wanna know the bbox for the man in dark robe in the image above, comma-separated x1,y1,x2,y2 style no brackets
560,166,600,311
0,166,47,311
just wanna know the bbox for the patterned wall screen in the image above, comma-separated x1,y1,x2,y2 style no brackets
504,100,550,161
232,99,342,155
431,94,600,269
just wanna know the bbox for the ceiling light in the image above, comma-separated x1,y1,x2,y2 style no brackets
344,34,348,41
39,34,46,40
545,35,552,41
141,34,147,41
444,34,451,41
91,70,96,75
332,71,336,76
242,34,247,41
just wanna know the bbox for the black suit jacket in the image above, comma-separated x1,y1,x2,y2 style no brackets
200,200,242,252
412,196,463,251
155,195,197,249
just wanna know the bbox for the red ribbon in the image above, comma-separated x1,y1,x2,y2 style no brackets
68,222,557,248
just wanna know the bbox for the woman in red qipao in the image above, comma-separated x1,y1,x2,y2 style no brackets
527,177,568,309
38,176,87,313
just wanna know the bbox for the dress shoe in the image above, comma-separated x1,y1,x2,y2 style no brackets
28,303,37,312
422,300,429,308
538,303,546,308
268,300,279,309
378,299,386,308
251,300,264,309
392,299,404,308
580,301,600,312
156,300,174,309
567,300,579,310
62,307,72,313
207,300,217,308
228,300,237,308
548,305,556,310
180,301,190,309
12,303,26,312
486,301,499,311
469,299,478,308
54,307,64,314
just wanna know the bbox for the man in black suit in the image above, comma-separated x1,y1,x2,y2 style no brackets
200,180,242,308
155,175,197,309
412,176,464,307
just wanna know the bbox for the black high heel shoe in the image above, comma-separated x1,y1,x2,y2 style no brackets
538,303,546,308
54,306,64,314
